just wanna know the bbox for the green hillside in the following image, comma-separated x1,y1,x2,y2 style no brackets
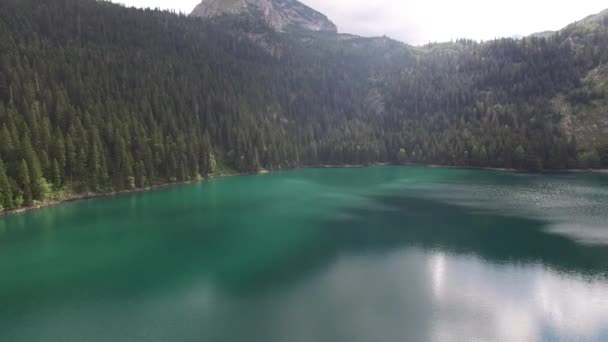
0,0,607,211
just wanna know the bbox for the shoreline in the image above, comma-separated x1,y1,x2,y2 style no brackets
0,169,271,218
410,163,608,174
0,180,202,218
311,162,608,174
1,164,606,218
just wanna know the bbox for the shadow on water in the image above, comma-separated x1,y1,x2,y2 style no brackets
216,195,608,297
199,169,608,295
328,193,608,276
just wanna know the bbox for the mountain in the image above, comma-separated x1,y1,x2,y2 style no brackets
530,8,608,38
0,0,607,212
578,8,608,26
190,0,337,33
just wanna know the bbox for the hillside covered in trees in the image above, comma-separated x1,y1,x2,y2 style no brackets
0,0,607,211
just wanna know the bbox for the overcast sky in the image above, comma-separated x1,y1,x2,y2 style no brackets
113,0,607,45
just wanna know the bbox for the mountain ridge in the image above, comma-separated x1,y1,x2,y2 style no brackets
529,8,608,39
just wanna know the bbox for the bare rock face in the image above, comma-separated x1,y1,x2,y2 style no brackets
190,0,337,33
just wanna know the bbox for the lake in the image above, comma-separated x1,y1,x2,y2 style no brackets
1,166,608,341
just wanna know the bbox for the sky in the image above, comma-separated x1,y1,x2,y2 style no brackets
112,0,608,45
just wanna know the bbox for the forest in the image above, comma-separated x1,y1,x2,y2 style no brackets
0,0,607,210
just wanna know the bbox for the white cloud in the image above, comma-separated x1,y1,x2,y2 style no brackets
112,0,607,45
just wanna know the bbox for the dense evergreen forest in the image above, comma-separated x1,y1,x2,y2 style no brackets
0,0,607,211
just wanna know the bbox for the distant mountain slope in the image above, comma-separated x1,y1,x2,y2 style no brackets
578,8,608,26
190,0,337,32
530,8,608,38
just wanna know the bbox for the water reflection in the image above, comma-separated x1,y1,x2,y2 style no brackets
210,248,608,342
325,187,608,277
420,250,608,341
429,253,446,301
1,167,608,342
400,173,608,246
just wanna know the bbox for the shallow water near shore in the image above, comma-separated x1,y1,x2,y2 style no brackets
1,166,608,341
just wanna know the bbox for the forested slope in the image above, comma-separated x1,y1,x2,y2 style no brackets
0,0,606,211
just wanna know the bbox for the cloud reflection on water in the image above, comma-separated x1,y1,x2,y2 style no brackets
422,249,608,342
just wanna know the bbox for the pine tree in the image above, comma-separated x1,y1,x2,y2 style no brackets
18,159,32,207
208,152,217,176
0,124,14,160
21,133,47,201
87,141,102,191
0,158,13,210
115,136,134,189
75,146,88,187
65,133,76,182
514,145,526,169
247,148,261,172
51,158,62,189
135,160,146,188
599,138,608,167
397,148,407,164
52,128,67,170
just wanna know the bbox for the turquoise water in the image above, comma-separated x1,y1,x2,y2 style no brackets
1,166,608,341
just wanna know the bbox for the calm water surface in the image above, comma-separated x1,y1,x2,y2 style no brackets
1,166,608,341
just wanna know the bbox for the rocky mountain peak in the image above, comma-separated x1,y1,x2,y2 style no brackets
190,0,337,33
